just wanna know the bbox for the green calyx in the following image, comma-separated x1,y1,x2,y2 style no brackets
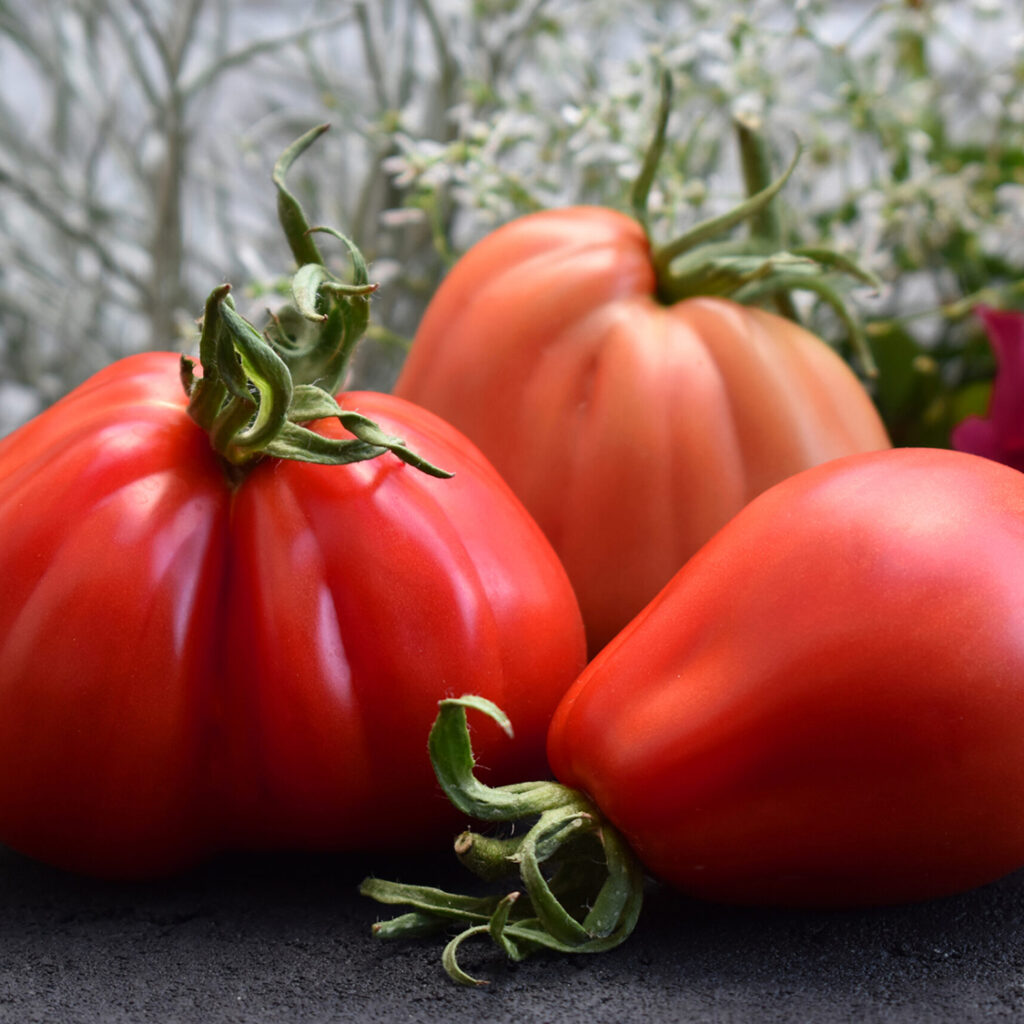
360,696,645,988
182,125,450,478
635,71,879,376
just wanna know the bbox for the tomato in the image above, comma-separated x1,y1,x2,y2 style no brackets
547,447,1024,908
0,351,585,878
394,207,891,654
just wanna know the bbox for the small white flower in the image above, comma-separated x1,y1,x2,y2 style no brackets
907,130,932,155
559,104,584,127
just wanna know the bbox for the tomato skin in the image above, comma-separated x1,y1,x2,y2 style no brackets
0,352,586,877
395,207,891,654
547,447,1024,908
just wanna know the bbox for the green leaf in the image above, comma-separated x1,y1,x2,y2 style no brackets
488,893,528,962
288,384,345,422
792,246,881,290
581,826,645,940
630,68,673,231
218,299,294,453
653,138,802,272
428,697,574,821
517,826,592,945
261,421,385,464
308,224,371,288
273,123,329,268
291,263,334,322
359,878,501,922
442,927,493,987
369,912,450,940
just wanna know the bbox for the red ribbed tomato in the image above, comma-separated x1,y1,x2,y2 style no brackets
0,351,585,878
396,207,891,653
548,447,1024,907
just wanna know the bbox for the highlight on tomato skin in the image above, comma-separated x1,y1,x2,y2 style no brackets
547,446,1024,910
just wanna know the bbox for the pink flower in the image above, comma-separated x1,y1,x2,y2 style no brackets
951,307,1024,472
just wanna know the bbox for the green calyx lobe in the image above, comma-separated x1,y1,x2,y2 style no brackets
360,696,645,988
635,71,879,376
182,124,450,478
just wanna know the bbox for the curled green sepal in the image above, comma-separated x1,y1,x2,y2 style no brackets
181,127,450,478
266,126,377,395
273,123,329,268
181,284,232,433
360,696,646,987
184,286,451,476
274,227,379,394
266,384,453,478
650,138,803,284
633,81,877,372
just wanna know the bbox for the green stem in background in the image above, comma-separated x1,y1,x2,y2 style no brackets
734,113,801,324
630,68,673,235
181,126,451,478
863,279,1024,334
360,696,646,988
637,70,880,376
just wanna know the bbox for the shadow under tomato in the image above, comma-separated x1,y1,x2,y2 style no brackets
0,844,1021,1023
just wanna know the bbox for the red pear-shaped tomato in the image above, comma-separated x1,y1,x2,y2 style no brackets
548,447,1024,907
395,207,890,654
0,352,585,878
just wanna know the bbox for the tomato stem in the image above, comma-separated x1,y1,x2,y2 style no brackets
360,696,645,987
637,71,879,374
181,127,452,478
650,140,802,291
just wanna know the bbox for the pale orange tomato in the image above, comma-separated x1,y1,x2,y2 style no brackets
396,207,890,654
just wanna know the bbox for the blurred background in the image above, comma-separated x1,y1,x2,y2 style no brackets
1,0,1022,444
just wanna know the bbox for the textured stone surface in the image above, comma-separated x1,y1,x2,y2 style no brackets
2,844,1023,1023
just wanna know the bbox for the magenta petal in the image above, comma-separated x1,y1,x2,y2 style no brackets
978,306,1024,447
951,307,1024,472
952,417,1001,463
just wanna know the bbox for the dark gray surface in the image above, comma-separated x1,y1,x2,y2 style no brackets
1,842,1022,1023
